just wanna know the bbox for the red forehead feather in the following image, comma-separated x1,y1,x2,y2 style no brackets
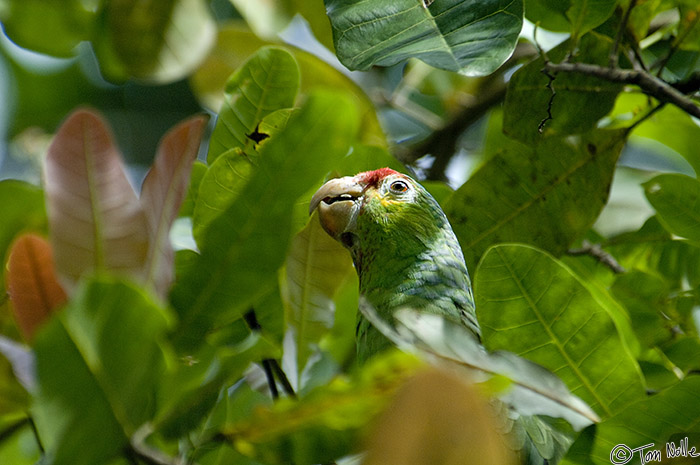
357,168,400,187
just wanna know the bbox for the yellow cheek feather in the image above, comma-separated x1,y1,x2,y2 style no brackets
380,197,399,207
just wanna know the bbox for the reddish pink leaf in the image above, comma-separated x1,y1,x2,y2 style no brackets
44,108,149,291
6,234,68,342
140,114,208,297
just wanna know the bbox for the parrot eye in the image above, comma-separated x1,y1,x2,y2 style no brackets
389,180,409,194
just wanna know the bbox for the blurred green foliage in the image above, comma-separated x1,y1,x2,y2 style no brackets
1,0,700,464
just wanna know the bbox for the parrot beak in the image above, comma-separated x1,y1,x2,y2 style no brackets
309,176,365,242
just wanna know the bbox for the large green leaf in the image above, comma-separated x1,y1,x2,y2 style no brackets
503,33,623,143
444,129,626,271
282,212,354,378
562,376,700,465
643,174,700,241
32,277,172,465
475,244,646,418
170,91,359,350
207,46,300,162
324,0,523,76
192,149,256,243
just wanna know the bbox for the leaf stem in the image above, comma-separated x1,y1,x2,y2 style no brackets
243,309,296,399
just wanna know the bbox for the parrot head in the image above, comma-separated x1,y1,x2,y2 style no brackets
309,168,446,264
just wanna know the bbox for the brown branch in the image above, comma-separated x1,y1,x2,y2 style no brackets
567,240,626,274
543,61,700,119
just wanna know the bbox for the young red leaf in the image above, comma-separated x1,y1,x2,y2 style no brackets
44,108,149,291
140,114,208,298
6,233,67,341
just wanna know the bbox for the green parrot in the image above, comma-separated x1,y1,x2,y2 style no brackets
310,168,570,464
309,167,480,362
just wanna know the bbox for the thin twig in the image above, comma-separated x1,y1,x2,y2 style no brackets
243,309,296,399
543,61,700,118
567,240,626,274
610,0,636,68
270,358,296,398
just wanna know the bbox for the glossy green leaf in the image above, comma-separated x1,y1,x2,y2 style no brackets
32,277,172,465
325,0,523,76
192,149,255,242
194,109,294,242
562,376,700,465
643,174,700,241
475,245,646,417
94,0,216,82
282,212,354,377
504,33,623,143
170,91,359,350
444,129,626,271
207,46,300,163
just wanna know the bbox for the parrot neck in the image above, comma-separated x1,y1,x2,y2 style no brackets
355,226,472,313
